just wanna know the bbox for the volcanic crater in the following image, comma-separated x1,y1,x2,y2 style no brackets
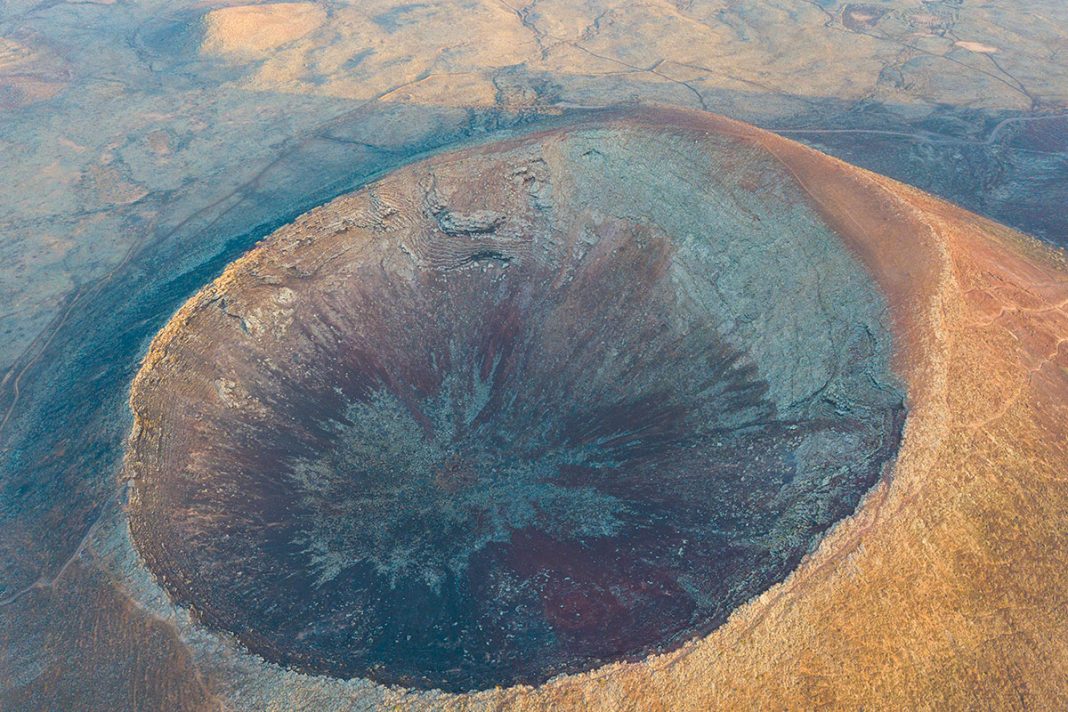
126,112,906,692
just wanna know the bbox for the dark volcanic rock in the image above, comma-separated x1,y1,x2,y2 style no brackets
126,112,904,692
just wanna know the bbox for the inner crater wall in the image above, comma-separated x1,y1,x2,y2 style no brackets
126,113,905,692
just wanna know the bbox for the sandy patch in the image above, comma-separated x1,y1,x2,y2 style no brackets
955,40,999,54
201,3,326,57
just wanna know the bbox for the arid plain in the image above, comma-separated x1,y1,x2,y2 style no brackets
2,2,1067,710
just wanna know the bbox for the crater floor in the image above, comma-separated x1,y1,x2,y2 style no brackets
127,116,904,691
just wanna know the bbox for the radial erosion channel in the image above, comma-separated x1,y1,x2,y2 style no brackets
126,111,906,692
